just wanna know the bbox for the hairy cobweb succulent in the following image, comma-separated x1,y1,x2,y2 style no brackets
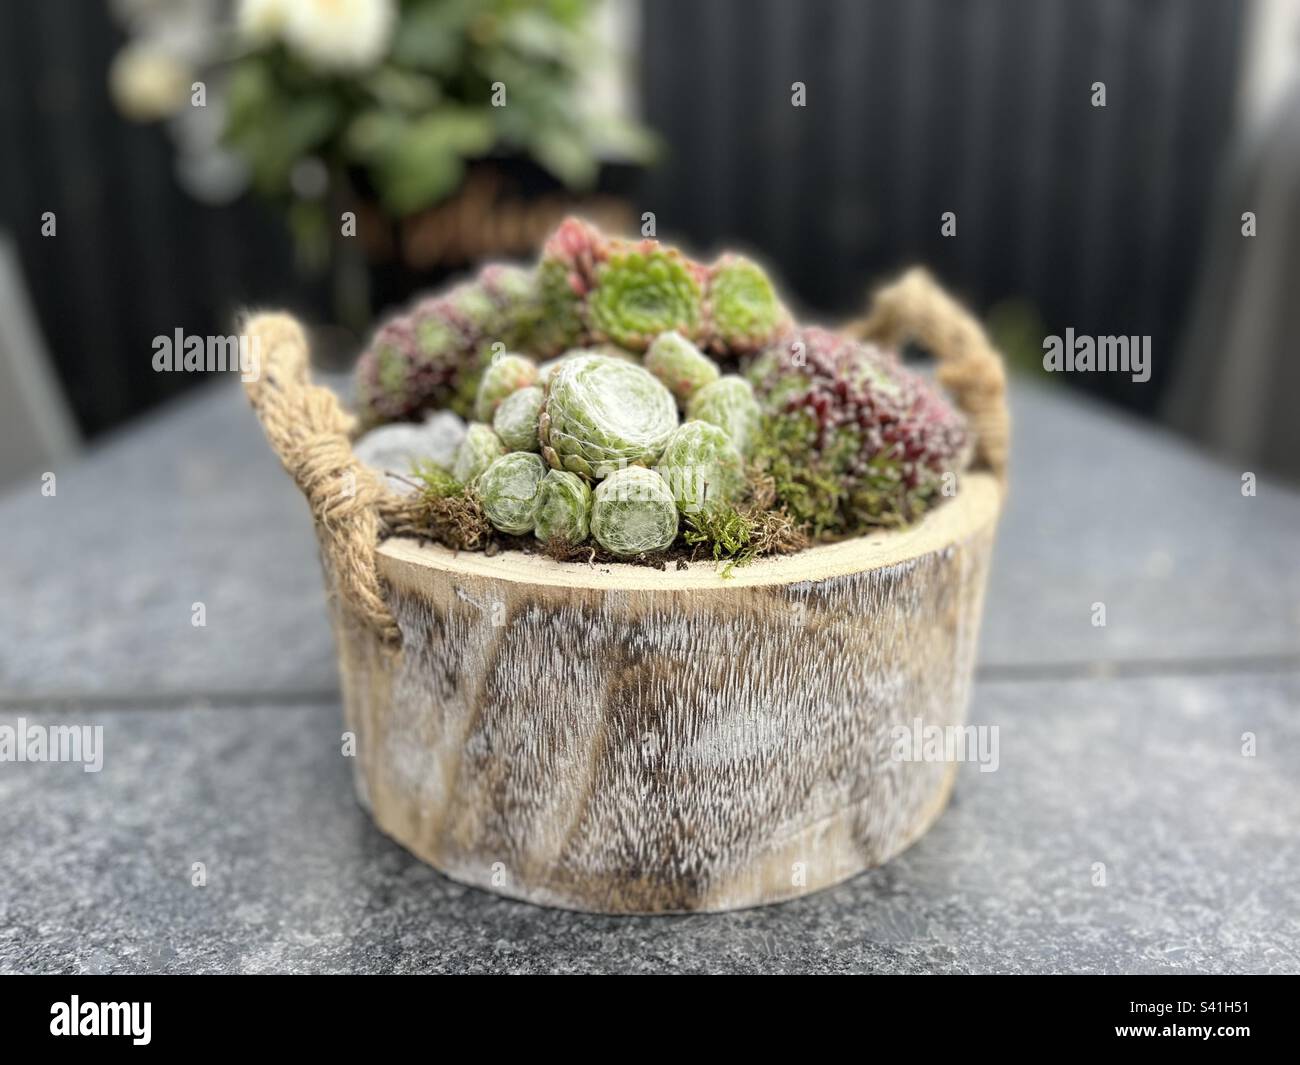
492,385,544,452
478,452,547,535
590,466,679,557
474,353,538,423
644,331,720,405
749,327,972,535
353,216,974,561
686,374,762,457
534,469,592,545
539,352,678,478
452,423,505,484
656,420,746,516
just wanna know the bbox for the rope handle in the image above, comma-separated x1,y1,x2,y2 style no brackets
242,313,406,649
847,268,1010,485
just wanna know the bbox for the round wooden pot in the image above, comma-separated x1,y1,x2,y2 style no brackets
244,268,1010,914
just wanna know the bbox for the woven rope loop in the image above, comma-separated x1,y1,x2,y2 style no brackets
242,312,404,649
849,268,1010,484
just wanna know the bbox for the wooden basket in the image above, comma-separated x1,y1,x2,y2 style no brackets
244,269,1009,914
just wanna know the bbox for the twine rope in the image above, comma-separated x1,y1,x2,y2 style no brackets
848,268,1010,483
242,313,404,648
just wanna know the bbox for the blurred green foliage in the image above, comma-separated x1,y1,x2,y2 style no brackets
223,0,656,227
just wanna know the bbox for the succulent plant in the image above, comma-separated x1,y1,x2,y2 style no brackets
644,331,720,405
452,423,506,484
444,281,499,337
585,240,704,350
534,469,592,544
354,319,430,426
656,420,746,515
353,216,972,561
478,452,547,535
543,217,609,288
686,374,762,457
539,353,679,478
474,353,538,422
590,466,679,557
527,218,608,357
479,262,535,304
749,327,972,534
704,254,792,355
492,385,544,452
477,263,553,353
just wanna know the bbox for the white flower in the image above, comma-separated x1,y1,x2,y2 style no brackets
281,0,396,72
108,43,192,121
236,0,290,43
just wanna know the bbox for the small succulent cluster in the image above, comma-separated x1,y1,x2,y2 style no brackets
355,217,793,429
440,341,758,558
748,328,973,535
357,218,973,566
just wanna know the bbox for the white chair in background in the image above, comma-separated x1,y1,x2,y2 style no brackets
0,231,81,490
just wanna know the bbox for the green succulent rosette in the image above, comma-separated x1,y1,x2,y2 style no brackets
452,423,505,484
533,469,593,545
492,385,544,452
539,353,679,478
686,375,762,457
644,331,720,405
585,243,703,351
590,466,679,557
478,452,547,535
474,353,538,422
655,420,746,516
705,254,791,354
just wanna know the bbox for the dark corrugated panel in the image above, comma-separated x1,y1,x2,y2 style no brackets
0,0,1246,432
640,0,1246,412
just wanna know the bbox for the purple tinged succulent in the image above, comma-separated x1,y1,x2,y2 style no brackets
749,327,972,532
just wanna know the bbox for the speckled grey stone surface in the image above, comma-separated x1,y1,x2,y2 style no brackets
1,673,1295,974
0,383,338,699
987,384,1300,671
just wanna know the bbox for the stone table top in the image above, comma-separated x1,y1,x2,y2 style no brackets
1,378,1296,973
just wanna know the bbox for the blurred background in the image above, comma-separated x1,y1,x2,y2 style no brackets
1,0,1297,487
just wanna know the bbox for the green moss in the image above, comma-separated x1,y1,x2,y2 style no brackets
749,410,852,537
411,460,463,500
681,505,762,576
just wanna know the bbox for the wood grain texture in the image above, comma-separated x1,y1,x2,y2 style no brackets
328,473,1002,913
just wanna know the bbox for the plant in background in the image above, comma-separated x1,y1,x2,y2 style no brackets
107,0,657,263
